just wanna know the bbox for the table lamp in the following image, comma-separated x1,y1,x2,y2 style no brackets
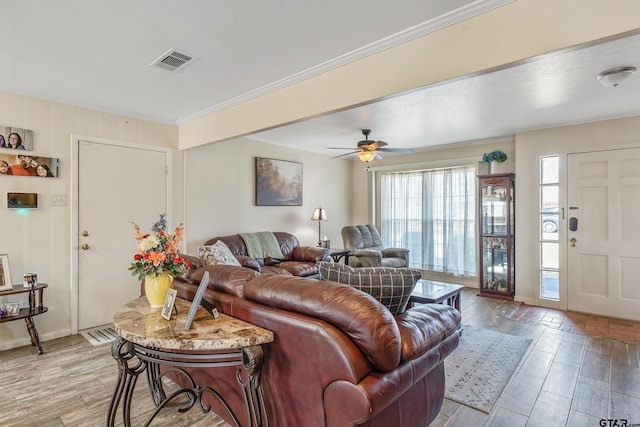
311,207,327,246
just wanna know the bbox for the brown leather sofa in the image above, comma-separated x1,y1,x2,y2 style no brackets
204,232,330,277
171,262,461,427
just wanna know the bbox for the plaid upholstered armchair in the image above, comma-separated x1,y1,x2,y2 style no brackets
341,224,410,268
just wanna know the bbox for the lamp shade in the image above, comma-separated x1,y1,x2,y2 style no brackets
357,151,377,163
311,207,327,221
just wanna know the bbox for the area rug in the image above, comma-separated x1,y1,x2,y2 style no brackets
445,325,532,413
80,324,117,346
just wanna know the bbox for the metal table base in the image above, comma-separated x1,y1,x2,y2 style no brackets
107,337,269,427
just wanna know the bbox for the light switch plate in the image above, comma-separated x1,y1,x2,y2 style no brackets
51,194,66,206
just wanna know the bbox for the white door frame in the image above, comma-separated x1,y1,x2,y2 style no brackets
70,134,173,334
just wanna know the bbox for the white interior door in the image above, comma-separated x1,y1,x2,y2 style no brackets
78,141,168,330
567,147,640,321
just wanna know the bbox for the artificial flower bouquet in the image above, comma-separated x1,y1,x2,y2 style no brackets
129,214,190,280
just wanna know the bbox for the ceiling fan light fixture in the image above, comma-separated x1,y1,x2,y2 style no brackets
596,66,636,87
357,151,377,163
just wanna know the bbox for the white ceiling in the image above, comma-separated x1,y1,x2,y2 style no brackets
2,1,640,157
252,32,640,157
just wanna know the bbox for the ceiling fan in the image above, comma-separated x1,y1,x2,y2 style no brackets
328,129,413,162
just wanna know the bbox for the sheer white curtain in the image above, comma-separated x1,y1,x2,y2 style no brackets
380,166,476,276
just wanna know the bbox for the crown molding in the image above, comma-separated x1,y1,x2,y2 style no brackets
177,0,515,124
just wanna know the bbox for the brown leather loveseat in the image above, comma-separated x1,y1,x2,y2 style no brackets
172,262,461,427
204,231,330,277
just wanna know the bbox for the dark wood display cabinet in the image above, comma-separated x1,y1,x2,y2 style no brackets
478,173,515,300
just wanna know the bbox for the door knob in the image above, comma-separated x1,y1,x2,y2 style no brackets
82,230,90,237
81,243,90,250
570,238,577,247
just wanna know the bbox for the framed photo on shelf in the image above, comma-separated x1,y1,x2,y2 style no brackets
0,253,13,291
0,302,20,315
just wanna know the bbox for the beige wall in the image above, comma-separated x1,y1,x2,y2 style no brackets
0,90,179,351
183,137,352,252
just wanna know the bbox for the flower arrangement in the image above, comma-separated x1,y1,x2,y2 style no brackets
482,149,508,164
129,214,190,281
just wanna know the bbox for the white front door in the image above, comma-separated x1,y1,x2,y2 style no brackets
567,147,640,321
77,140,169,330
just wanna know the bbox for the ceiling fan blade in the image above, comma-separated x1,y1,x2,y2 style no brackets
331,151,359,159
378,147,413,153
369,140,388,149
327,147,355,150
357,139,387,150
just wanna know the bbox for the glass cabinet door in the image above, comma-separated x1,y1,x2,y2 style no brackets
482,237,508,292
481,185,508,235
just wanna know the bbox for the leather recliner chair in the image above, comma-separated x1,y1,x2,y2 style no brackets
341,224,410,268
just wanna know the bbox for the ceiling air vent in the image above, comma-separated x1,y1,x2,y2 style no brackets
150,49,195,71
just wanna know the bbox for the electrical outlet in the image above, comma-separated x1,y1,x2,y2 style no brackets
51,194,67,206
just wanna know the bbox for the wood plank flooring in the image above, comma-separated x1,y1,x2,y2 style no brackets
1,289,639,426
0,334,229,427
433,288,640,426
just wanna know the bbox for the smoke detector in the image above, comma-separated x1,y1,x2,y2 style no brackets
150,49,196,72
596,66,636,87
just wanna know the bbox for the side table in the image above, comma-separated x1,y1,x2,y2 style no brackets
409,280,463,334
109,297,274,427
409,280,463,312
326,248,350,265
0,283,48,355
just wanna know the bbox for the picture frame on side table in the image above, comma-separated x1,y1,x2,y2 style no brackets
184,271,210,331
161,288,178,321
0,254,13,291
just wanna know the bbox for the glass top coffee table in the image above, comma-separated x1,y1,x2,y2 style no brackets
409,280,463,312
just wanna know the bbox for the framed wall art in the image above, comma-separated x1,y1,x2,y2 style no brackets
0,153,59,177
0,254,13,291
0,127,34,151
255,157,303,206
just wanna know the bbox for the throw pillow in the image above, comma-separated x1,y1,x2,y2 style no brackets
317,261,421,316
198,240,241,267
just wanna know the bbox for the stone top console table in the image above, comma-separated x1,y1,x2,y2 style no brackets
109,297,274,427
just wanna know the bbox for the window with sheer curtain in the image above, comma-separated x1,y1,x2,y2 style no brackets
380,165,476,277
